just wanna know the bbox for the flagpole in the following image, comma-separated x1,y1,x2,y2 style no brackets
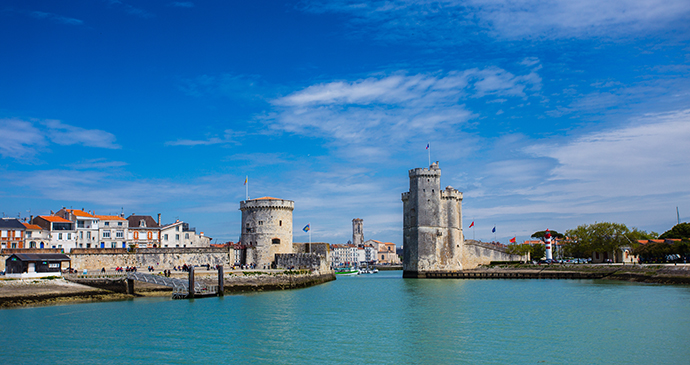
473,217,475,241
245,176,248,201
309,222,311,254
427,142,431,166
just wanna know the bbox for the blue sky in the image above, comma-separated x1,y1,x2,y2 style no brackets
1,0,689,245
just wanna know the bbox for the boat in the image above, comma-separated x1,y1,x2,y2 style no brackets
335,267,359,275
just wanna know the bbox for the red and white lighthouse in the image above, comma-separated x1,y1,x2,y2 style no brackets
545,229,553,260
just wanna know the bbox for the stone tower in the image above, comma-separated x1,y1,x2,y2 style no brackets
240,197,294,268
402,162,464,278
352,218,364,245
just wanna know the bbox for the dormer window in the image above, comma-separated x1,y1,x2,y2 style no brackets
140,219,146,227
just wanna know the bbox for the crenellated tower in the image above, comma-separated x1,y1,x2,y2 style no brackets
402,162,464,277
352,218,364,245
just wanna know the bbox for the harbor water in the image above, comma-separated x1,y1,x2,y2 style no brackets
2,271,689,364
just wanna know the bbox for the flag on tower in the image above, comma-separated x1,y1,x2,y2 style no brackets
303,224,310,232
244,176,248,185
426,143,430,150
510,237,516,243
492,226,496,233
469,221,474,228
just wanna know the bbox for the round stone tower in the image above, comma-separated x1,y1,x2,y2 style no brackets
240,197,294,268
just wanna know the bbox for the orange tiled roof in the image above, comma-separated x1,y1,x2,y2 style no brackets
650,239,665,243
93,215,126,221
39,215,72,223
22,223,42,230
66,209,95,218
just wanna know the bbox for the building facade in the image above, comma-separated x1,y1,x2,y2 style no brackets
94,215,129,249
402,162,464,277
56,209,100,249
126,214,161,248
160,220,211,248
32,215,77,252
240,197,294,268
22,222,49,249
0,218,26,249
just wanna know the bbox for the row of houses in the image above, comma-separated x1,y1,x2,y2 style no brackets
330,240,401,268
0,208,210,252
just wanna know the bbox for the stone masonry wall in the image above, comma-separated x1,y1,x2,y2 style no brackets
1,248,235,272
461,241,523,269
275,253,330,273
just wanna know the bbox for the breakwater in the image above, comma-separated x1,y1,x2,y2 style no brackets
445,264,690,284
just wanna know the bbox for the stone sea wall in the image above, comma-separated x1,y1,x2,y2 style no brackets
461,241,524,270
1,248,234,272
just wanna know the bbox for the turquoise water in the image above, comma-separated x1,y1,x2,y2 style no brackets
2,271,689,364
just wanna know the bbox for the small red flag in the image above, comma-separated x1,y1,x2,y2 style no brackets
469,221,474,228
509,237,516,243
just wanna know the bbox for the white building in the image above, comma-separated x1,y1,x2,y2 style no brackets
160,220,211,248
32,215,77,252
56,209,100,249
94,214,129,249
330,243,359,267
22,222,49,249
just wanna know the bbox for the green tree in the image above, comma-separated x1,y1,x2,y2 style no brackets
531,230,564,239
659,223,690,239
506,244,531,256
531,243,546,260
565,222,632,255
628,228,659,241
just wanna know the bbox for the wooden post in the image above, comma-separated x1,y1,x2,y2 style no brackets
217,265,224,297
188,266,195,299
126,278,134,295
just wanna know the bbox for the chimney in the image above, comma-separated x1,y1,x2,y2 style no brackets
157,213,161,226
30,215,33,224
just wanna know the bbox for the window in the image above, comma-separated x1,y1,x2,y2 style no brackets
111,242,117,248
185,233,189,239
175,234,180,241
259,221,263,225
175,226,179,231
80,231,83,239
0,230,6,238
58,233,63,240
164,234,168,241
103,231,111,238
26,231,32,238
104,222,110,226
279,220,282,226
272,238,281,245
30,241,36,248
87,232,91,239
116,230,124,238
118,222,122,226
11,243,16,248
77,221,85,228
67,233,71,240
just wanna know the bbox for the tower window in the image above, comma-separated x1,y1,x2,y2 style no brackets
272,238,280,245
279,220,282,226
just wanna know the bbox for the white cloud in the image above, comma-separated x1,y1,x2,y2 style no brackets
0,119,47,159
165,129,243,147
0,118,120,160
29,11,83,25
269,69,539,151
42,120,120,149
460,108,690,236
302,0,690,42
